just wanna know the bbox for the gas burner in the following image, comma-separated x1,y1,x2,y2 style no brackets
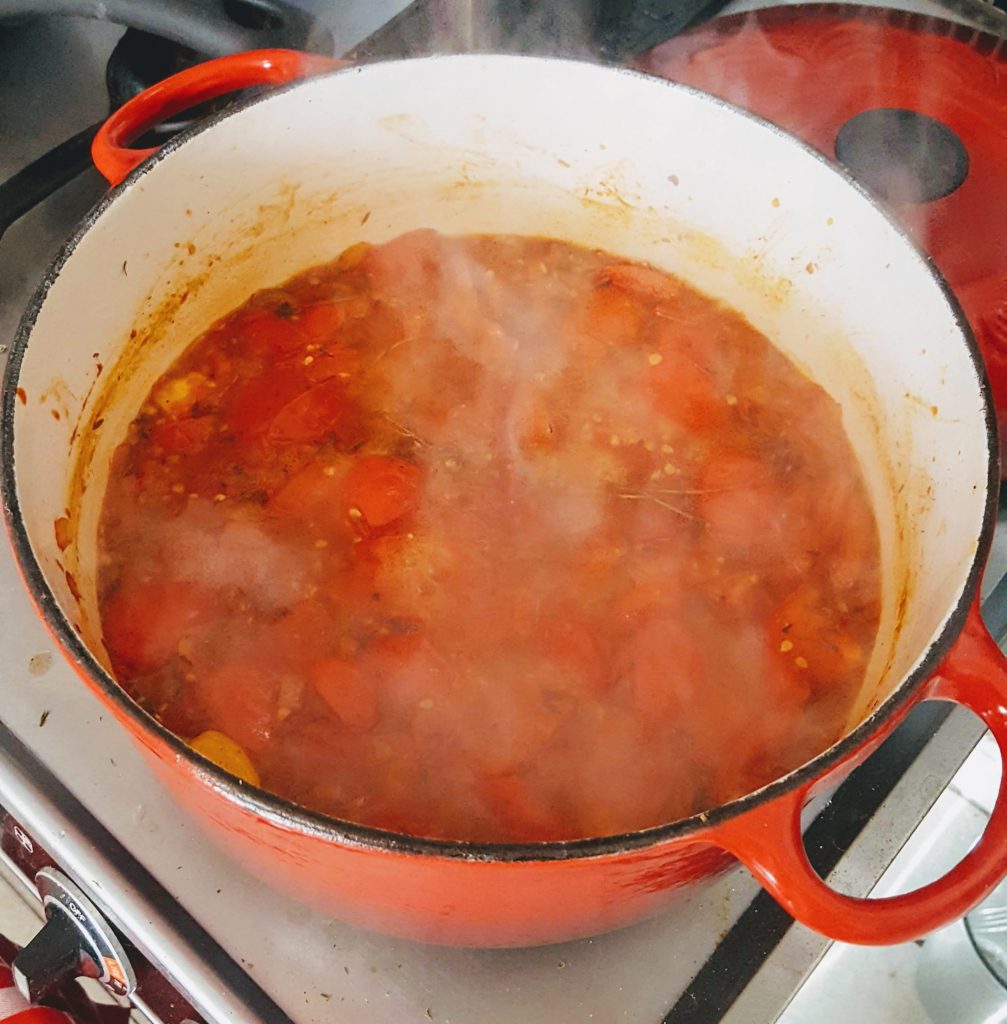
0,0,334,240
105,31,205,139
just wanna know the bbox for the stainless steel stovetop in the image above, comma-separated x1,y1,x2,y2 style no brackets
1,4,1006,1023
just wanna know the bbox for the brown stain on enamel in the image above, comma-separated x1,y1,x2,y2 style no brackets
54,515,72,552
15,387,26,405
69,362,107,448
36,377,73,434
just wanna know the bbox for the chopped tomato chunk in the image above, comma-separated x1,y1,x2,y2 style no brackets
309,658,380,733
344,455,422,527
580,281,647,349
298,302,346,342
597,263,683,303
236,309,307,358
646,349,728,432
267,379,362,446
149,416,215,454
224,369,303,439
195,662,279,755
102,581,216,677
267,460,348,525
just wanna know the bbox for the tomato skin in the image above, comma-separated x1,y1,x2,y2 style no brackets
698,452,786,554
309,657,380,733
195,662,279,755
646,349,728,432
267,460,349,528
597,263,683,303
102,581,217,677
344,455,422,527
299,346,361,384
476,772,564,841
625,616,705,721
297,302,346,342
149,416,215,454
266,599,334,664
580,282,647,350
236,309,307,358
266,378,363,447
224,370,303,440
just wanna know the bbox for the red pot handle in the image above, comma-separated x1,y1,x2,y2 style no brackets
709,599,1007,945
92,49,346,187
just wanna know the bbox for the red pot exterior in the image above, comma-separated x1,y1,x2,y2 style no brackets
83,602,1007,948
109,687,730,946
160,763,731,947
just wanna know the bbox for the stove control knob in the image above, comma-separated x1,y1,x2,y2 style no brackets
11,867,136,1003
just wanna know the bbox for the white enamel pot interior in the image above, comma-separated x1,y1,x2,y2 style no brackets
1,55,998,946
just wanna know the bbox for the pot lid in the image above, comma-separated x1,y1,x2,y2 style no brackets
637,3,1007,458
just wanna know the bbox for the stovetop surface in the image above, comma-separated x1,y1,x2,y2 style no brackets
1,5,1005,1024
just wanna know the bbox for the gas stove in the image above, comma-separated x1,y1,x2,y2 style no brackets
1,3,1006,1023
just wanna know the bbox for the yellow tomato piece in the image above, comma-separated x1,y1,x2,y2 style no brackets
336,240,372,270
152,372,209,417
189,730,260,787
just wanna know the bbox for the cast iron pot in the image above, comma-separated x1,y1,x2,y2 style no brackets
3,50,1006,947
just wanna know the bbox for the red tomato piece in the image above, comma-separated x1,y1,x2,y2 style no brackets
580,283,648,350
626,616,705,722
698,452,786,553
309,657,380,733
300,346,362,384
477,773,563,842
297,302,346,342
102,581,217,677
646,349,728,432
267,379,363,446
149,416,215,454
541,615,608,694
267,460,349,526
235,309,307,358
224,370,303,439
597,263,683,303
195,662,279,754
344,455,422,528
266,599,334,664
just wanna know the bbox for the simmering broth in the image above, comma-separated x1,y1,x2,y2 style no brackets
97,230,880,842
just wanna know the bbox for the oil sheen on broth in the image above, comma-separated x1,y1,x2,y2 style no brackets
97,230,880,842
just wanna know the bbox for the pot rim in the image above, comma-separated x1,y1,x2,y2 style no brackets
1,54,997,863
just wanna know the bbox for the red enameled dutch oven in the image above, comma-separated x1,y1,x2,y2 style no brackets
3,49,1007,948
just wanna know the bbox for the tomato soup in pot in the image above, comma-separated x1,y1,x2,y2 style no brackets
95,229,881,843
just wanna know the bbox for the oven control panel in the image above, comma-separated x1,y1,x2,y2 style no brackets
0,809,204,1024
